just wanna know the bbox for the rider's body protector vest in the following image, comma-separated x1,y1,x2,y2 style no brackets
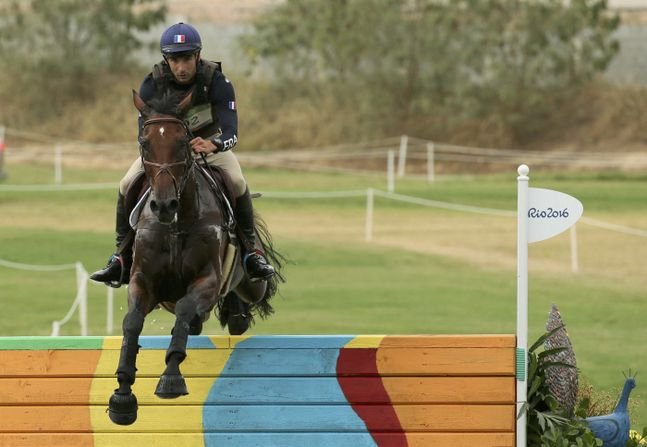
152,59,223,140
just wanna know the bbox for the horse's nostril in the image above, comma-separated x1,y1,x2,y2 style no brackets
169,199,179,212
150,201,158,213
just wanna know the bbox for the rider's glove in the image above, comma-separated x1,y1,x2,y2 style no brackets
210,137,224,153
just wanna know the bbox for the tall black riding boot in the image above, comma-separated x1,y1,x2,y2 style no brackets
90,193,133,288
235,187,275,282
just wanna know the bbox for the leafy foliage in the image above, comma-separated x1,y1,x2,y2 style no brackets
628,428,647,446
241,0,619,144
0,0,165,118
0,0,165,71
525,327,602,446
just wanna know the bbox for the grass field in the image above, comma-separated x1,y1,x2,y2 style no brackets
0,161,646,428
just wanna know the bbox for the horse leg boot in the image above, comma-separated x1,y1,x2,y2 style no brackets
108,308,144,425
235,187,275,282
155,297,195,398
90,193,132,287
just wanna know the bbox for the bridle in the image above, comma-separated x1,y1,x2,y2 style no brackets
139,116,195,200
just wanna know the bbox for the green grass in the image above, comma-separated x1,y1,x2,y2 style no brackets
1,163,646,428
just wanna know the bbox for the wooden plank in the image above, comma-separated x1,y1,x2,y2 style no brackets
366,376,515,403
231,334,516,349
0,432,515,447
0,347,515,377
0,337,103,350
0,336,228,351
0,350,103,377
0,350,231,378
0,334,516,350
0,404,515,433
0,376,514,405
377,347,515,375
379,334,516,348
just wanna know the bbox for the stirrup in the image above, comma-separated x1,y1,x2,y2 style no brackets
90,254,126,288
243,250,275,282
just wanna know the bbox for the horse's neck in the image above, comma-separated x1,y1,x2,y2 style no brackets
178,168,223,227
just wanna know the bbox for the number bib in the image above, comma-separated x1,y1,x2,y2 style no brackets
184,104,213,131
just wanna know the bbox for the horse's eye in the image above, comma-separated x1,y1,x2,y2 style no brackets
139,139,150,151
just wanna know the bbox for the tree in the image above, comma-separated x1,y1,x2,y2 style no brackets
2,0,165,68
0,0,166,99
240,0,620,144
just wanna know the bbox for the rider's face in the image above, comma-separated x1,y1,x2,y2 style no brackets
166,53,198,85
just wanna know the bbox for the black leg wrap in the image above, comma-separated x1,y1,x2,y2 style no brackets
165,298,196,365
116,310,144,384
227,294,251,336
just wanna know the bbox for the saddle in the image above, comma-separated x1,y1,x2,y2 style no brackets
124,163,237,230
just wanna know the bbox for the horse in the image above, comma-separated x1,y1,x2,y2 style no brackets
108,90,283,425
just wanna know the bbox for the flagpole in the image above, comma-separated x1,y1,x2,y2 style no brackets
516,164,529,447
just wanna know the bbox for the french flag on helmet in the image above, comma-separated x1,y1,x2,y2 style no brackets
160,22,202,54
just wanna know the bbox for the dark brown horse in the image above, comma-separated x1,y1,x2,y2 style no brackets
108,90,282,425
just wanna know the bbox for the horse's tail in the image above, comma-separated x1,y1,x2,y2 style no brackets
215,210,286,329
251,211,286,319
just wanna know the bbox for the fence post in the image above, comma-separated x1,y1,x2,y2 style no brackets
107,287,114,335
365,188,374,242
54,145,63,185
0,125,6,180
427,142,435,183
76,263,88,336
387,150,395,193
397,134,408,177
516,164,529,447
570,225,579,273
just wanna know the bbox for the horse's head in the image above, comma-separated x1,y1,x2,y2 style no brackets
133,90,193,224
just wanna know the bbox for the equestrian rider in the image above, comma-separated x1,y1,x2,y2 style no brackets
90,22,275,286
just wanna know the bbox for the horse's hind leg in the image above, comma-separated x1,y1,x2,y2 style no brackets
221,292,251,336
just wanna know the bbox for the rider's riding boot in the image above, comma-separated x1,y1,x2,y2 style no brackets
235,187,275,282
90,194,132,287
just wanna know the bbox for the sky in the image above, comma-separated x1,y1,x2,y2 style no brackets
610,0,647,8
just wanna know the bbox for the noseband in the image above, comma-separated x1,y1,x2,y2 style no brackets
140,117,194,200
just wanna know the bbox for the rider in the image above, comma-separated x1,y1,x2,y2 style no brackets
90,22,275,286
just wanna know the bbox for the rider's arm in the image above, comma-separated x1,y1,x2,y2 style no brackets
210,73,238,152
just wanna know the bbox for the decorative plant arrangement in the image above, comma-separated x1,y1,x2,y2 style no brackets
524,305,645,447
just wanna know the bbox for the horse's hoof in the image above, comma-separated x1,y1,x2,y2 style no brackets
155,374,188,398
227,313,250,336
108,392,138,425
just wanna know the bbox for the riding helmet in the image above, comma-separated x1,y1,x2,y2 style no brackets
160,22,202,55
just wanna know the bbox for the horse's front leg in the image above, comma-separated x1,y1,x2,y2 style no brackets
155,273,219,398
108,272,153,425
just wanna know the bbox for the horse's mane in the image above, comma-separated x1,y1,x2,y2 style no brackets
146,90,189,117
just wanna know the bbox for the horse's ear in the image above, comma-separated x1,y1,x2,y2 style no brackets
176,92,193,117
132,90,152,117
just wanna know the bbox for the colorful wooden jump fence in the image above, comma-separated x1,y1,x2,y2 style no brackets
0,334,517,447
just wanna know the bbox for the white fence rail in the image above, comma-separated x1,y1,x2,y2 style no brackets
2,185,647,335
0,258,115,336
4,126,647,186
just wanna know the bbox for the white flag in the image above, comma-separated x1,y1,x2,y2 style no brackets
527,188,583,243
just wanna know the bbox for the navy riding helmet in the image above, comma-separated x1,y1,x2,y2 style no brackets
160,22,202,55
